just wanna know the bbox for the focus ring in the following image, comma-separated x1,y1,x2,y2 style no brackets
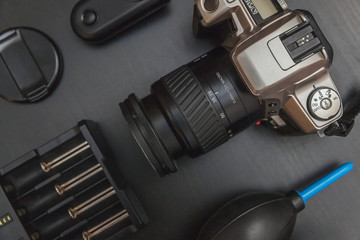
161,66,228,153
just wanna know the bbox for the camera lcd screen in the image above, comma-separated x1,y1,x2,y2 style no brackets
252,0,279,19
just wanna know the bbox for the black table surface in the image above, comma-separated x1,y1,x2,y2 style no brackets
1,0,359,239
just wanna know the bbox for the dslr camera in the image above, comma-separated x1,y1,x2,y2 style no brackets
121,0,344,176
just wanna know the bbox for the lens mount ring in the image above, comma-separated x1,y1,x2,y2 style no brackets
120,94,177,176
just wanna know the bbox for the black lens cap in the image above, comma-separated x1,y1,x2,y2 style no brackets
0,28,62,103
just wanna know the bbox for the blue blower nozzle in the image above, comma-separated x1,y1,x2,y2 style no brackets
296,162,354,205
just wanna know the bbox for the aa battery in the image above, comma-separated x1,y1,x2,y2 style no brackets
16,184,63,219
2,159,51,197
29,208,77,240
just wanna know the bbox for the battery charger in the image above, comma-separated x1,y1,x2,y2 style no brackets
0,120,148,240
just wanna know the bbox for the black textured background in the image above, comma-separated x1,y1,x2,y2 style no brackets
0,0,359,239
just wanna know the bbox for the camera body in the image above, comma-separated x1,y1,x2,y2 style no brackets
121,0,348,176
194,0,342,134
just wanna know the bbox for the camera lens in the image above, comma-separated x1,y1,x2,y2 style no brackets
121,48,262,176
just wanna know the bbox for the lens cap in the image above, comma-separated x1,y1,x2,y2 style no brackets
0,28,61,103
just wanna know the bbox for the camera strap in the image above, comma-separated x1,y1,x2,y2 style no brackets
324,93,360,137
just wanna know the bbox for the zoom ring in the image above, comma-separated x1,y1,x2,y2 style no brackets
161,66,228,153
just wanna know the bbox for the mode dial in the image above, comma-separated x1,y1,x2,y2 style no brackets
308,87,341,121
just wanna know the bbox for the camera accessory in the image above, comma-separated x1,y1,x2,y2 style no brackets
121,48,262,176
71,0,170,43
0,121,148,240
0,28,61,103
197,162,354,240
120,0,356,176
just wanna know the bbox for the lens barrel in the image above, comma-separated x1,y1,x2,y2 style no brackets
121,48,262,176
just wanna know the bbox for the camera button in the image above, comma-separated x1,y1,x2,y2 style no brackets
81,10,97,25
269,102,278,108
320,98,332,110
204,0,219,12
